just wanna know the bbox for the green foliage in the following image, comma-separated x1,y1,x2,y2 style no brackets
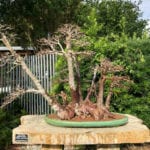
0,101,26,150
79,4,150,127
0,0,147,46
111,94,150,128
0,110,19,150
99,0,146,37
0,0,82,45
83,8,103,37
77,0,147,37
105,38,150,128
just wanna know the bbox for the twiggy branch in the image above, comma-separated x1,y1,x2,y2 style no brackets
0,88,44,109
105,75,130,109
100,59,124,74
0,53,13,67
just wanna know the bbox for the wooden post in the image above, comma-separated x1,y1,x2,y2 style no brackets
97,145,120,150
42,145,62,150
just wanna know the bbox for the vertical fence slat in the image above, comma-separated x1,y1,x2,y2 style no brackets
0,53,55,115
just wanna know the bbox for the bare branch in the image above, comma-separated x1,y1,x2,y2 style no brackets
58,91,68,105
0,88,45,109
36,49,94,56
1,34,54,107
57,24,82,38
85,65,99,100
57,39,65,53
0,53,13,67
100,59,124,74
36,49,63,56
105,75,131,109
0,24,16,43
106,76,130,87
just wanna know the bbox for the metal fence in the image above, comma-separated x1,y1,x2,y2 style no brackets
0,54,56,114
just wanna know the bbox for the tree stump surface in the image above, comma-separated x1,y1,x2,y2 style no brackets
12,114,150,146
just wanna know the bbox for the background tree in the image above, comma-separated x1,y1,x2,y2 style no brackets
114,37,150,127
0,0,82,46
0,0,147,46
65,0,150,127
77,0,147,37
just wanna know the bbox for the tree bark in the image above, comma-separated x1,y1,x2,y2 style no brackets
65,52,79,103
85,65,98,101
73,55,83,102
105,89,113,110
97,75,105,109
65,32,79,103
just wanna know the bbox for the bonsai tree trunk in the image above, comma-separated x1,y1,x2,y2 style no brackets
97,75,106,109
105,85,113,110
66,52,80,103
73,55,83,102
65,32,80,103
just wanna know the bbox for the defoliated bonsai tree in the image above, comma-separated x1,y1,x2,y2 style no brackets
0,24,130,120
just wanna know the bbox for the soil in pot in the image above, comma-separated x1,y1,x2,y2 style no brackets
47,113,125,122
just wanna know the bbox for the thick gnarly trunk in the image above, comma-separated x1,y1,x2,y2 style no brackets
1,34,53,105
97,75,105,109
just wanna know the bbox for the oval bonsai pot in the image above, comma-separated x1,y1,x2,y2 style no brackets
45,113,128,128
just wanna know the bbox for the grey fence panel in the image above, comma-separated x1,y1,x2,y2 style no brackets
0,54,56,114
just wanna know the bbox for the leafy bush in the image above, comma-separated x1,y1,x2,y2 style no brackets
110,38,150,128
0,105,26,150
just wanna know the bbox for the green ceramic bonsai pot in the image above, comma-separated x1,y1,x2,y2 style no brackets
45,113,128,128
